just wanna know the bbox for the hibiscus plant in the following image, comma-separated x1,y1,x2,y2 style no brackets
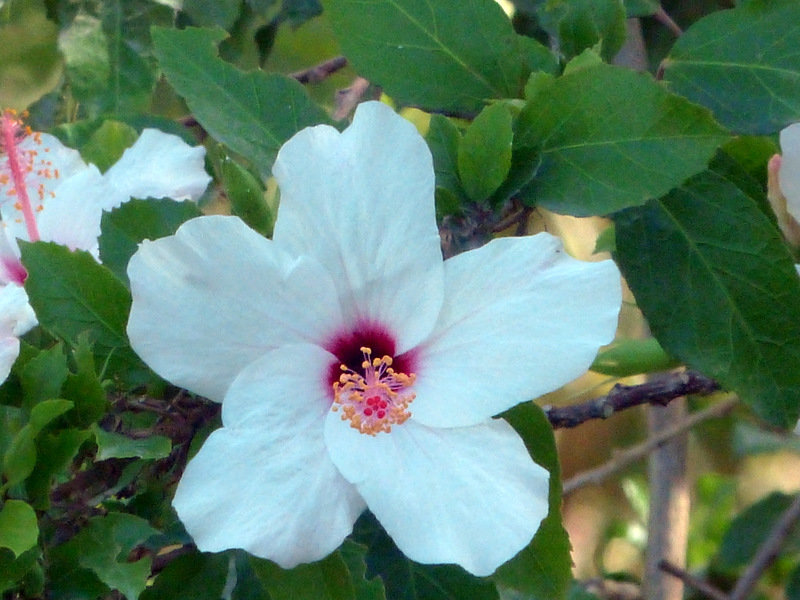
2,1,800,600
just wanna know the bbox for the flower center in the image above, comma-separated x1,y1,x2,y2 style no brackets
0,109,53,243
332,346,416,436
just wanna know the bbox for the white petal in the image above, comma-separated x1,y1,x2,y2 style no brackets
272,102,443,353
0,229,24,285
324,414,549,576
411,234,621,427
35,165,111,256
173,424,365,568
103,129,210,209
0,337,19,384
0,284,37,337
221,343,337,433
0,132,88,214
780,123,800,222
0,284,36,384
127,215,343,401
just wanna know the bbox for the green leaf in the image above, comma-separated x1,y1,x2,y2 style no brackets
250,552,355,600
21,242,146,385
788,562,800,600
515,63,729,216
3,399,74,489
715,492,800,571
427,114,467,216
614,160,800,427
152,26,330,178
62,335,108,428
536,0,627,62
81,120,139,172
26,428,91,510
0,547,41,594
99,198,203,286
219,155,274,237
142,551,230,600
590,338,680,378
182,0,242,29
59,13,111,107
340,541,386,600
353,513,499,600
662,0,800,135
19,344,68,410
624,0,658,17
57,513,160,600
0,500,38,557
496,403,570,600
92,424,171,460
458,103,513,202
326,0,539,113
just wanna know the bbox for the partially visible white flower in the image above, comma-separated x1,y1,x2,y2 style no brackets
770,125,800,246
0,285,36,382
0,108,211,383
127,101,622,576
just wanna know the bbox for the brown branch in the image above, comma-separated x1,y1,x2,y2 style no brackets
658,560,728,600
729,492,800,600
562,397,737,494
654,7,683,36
544,371,720,429
290,56,348,84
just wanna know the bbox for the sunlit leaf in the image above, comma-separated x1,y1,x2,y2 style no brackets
0,500,38,558
92,424,171,460
458,103,513,202
516,63,729,216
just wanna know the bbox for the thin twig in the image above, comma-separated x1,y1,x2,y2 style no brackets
562,397,737,494
728,492,800,600
658,560,728,600
544,371,720,429
290,56,348,84
334,77,372,120
654,7,683,36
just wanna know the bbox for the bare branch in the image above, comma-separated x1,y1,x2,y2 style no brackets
544,370,720,429
654,7,683,36
729,492,800,600
290,56,348,84
562,397,737,494
658,560,729,600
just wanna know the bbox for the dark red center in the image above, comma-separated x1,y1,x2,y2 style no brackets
324,322,416,394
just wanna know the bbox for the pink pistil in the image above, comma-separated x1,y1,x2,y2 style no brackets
1,110,40,242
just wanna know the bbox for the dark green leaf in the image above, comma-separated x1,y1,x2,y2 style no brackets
716,492,799,570
340,541,386,600
62,336,108,428
99,198,203,286
536,0,627,61
92,424,171,460
458,103,513,202
182,0,242,29
614,162,800,427
21,242,146,385
624,0,658,17
250,552,355,600
352,513,499,600
516,63,729,216
662,0,800,134
26,428,91,510
0,500,38,557
152,26,330,178
0,547,41,594
788,562,800,600
496,403,570,600
142,551,230,600
326,0,534,113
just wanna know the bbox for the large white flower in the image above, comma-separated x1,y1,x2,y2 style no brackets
0,109,211,381
127,102,622,576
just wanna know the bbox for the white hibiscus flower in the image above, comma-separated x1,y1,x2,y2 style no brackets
126,101,621,576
